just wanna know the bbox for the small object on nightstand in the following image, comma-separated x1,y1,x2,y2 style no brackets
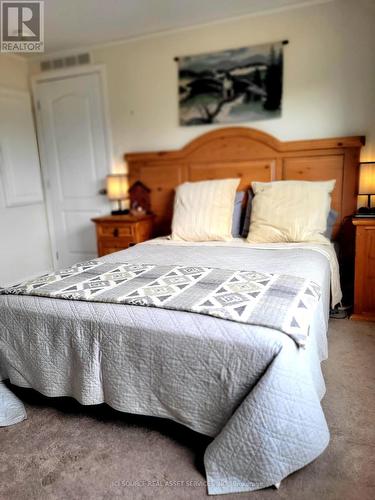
351,217,375,321
91,213,155,257
130,205,147,216
129,181,151,215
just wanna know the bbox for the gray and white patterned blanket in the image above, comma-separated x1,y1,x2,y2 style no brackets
1,260,321,347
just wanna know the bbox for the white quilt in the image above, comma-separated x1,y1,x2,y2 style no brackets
0,240,338,494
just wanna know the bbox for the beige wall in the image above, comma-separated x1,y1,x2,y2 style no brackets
0,55,52,286
80,0,374,166
0,55,30,91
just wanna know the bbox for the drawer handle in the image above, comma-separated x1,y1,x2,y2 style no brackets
113,228,119,237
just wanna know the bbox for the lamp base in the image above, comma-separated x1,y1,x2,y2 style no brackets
111,209,130,216
354,206,375,218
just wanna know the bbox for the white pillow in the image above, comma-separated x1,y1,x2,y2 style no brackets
247,180,336,244
171,178,240,241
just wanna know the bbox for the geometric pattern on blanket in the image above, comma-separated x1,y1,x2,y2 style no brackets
1,261,321,347
5,262,154,299
50,263,155,300
0,260,102,294
121,265,212,305
192,271,322,347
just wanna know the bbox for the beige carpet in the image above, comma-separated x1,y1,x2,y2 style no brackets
1,320,374,500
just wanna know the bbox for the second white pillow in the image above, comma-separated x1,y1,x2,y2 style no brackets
247,180,336,244
171,178,240,241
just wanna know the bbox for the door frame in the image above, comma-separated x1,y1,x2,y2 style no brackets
31,65,114,269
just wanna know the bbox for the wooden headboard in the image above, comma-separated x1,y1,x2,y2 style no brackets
125,127,365,238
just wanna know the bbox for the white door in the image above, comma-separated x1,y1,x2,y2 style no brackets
34,70,111,268
0,88,44,208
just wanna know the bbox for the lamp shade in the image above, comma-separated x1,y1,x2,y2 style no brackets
106,174,129,201
359,162,375,195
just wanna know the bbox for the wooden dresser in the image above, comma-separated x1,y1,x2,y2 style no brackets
92,214,154,257
352,217,375,321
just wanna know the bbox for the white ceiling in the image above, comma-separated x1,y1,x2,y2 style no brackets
41,0,324,55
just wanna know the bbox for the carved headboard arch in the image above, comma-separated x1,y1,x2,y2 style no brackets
125,127,365,238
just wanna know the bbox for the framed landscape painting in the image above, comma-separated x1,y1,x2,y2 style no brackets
178,41,285,126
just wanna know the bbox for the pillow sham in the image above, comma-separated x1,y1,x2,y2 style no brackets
232,191,245,237
247,180,336,244
171,178,240,241
243,194,338,240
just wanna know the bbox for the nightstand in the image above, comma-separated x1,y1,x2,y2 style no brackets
91,214,154,257
352,217,375,321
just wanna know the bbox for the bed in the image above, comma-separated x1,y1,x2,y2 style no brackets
0,128,364,495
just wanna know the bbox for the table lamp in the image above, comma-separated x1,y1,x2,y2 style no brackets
106,174,129,215
356,162,375,216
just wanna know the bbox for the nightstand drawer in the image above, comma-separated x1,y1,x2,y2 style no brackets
98,223,134,238
98,238,135,257
100,236,134,248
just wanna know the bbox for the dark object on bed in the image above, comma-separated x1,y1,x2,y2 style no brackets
241,189,254,238
231,191,245,237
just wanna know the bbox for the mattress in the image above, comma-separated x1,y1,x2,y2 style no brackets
0,240,337,494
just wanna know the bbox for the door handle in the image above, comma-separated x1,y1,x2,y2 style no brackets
113,228,119,237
